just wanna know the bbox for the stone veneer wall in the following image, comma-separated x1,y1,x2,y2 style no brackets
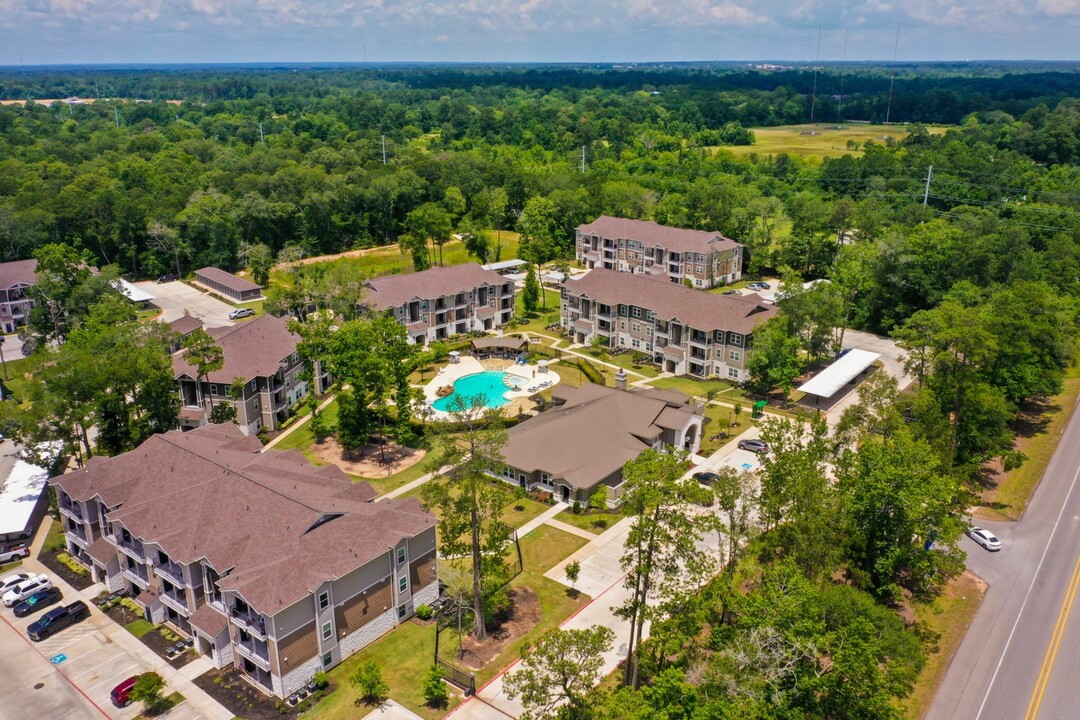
215,636,234,669
338,606,397,660
275,653,323,699
104,571,125,593
411,580,439,611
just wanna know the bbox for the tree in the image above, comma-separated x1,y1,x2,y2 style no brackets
247,242,274,287
617,449,714,688
710,467,758,576
505,626,615,720
422,665,449,708
349,661,389,704
565,560,581,592
523,263,540,315
181,328,224,410
746,316,802,398
406,202,454,267
336,388,369,458
517,196,559,264
462,230,492,264
422,396,512,641
131,672,166,711
588,487,607,513
147,220,188,279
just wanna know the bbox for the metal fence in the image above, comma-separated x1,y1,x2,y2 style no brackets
435,657,476,696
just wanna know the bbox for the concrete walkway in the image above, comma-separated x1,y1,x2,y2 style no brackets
376,465,453,502
261,393,337,452
26,517,233,720
514,502,569,537
544,518,598,541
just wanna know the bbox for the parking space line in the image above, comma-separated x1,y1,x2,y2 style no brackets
68,651,132,681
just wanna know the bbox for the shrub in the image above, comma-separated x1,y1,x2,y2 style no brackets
415,604,434,621
312,671,329,690
572,501,581,514
119,597,143,615
422,665,449,708
594,519,608,529
349,661,388,704
131,672,166,711
55,552,89,576
275,701,288,714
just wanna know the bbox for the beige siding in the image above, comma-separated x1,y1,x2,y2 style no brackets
409,552,437,590
334,578,393,636
270,621,318,675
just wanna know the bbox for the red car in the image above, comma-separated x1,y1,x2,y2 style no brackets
111,676,139,707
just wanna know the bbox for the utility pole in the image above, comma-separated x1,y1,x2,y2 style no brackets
580,145,586,174
381,135,387,165
810,25,821,124
923,165,933,206
885,23,901,124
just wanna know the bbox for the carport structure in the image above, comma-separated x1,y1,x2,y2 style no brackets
798,348,881,401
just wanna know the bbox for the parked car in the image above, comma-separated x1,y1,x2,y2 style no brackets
721,289,741,296
0,543,29,563
156,274,179,283
693,471,721,486
228,308,255,320
13,587,62,618
968,527,1002,552
737,439,770,454
27,601,88,641
3,573,52,607
111,676,139,708
0,571,31,596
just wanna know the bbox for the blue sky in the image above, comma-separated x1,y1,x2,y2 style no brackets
1,0,1079,65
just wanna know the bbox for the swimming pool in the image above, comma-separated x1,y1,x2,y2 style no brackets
432,371,527,412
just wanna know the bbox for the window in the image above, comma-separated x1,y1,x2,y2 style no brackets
210,384,218,396
322,651,332,667
250,379,256,391
729,350,742,362
729,333,743,347
502,466,515,480
728,368,740,379
397,547,406,565
714,330,724,343
398,604,407,619
631,338,641,349
398,576,408,594
631,307,642,318
632,323,641,334
318,591,329,610
321,621,332,640
254,400,260,411
540,473,553,487
696,265,705,274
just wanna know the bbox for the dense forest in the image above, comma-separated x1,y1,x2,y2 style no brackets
2,63,1080,718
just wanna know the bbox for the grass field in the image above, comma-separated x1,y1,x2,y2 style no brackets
650,375,747,401
555,508,623,534
903,572,986,719
716,123,947,160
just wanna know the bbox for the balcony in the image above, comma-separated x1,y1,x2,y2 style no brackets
159,586,190,613
66,524,89,548
117,537,146,561
123,565,150,588
59,500,84,521
154,561,185,586
231,607,267,640
235,636,271,671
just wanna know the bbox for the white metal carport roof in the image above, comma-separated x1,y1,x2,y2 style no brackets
797,348,881,398
115,279,155,303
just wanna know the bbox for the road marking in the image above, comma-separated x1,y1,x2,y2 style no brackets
1024,553,1080,720
975,462,1080,720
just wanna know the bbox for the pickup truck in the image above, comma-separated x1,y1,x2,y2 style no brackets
28,601,88,641
0,543,30,564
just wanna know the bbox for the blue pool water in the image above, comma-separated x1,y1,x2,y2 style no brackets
432,371,525,412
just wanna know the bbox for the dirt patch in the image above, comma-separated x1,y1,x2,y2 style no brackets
457,586,541,670
138,625,199,669
194,666,331,718
38,551,94,591
309,436,425,478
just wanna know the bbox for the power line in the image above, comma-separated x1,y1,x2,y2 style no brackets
926,208,1074,234
926,193,1080,218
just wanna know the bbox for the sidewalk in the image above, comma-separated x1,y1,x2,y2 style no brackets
261,393,337,452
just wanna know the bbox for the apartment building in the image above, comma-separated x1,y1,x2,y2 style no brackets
0,259,37,334
51,424,438,699
576,216,743,289
561,269,776,380
496,380,703,507
173,314,330,435
364,263,516,345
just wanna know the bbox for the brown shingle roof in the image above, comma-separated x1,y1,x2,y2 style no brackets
502,384,700,490
51,424,435,616
168,315,203,336
172,314,299,383
0,259,37,290
195,267,262,292
364,263,507,311
566,269,776,335
190,603,229,637
471,337,525,351
85,536,116,565
578,216,741,254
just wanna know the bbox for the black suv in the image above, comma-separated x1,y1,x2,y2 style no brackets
28,601,88,641
13,587,62,618
156,273,179,283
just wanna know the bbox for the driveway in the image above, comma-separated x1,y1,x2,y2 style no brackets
134,281,236,328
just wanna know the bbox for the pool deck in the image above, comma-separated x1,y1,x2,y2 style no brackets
423,356,561,418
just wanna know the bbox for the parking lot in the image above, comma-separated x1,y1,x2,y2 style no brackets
0,576,207,720
133,281,237,328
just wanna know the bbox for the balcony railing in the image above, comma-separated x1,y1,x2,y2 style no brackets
117,537,146,561
159,587,189,613
123,565,150,588
59,501,84,521
67,524,89,547
235,637,271,671
154,561,184,586
231,607,267,639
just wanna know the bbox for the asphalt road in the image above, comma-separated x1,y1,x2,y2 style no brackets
928,392,1080,720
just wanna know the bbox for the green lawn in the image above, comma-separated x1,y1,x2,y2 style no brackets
552,359,622,389
366,461,431,498
0,560,22,574
699,403,756,455
714,123,947,160
601,351,659,378
499,496,552,529
42,518,66,553
650,375,747,401
512,288,563,336
270,401,340,453
1,355,41,407
302,621,462,720
125,619,154,638
555,508,622,534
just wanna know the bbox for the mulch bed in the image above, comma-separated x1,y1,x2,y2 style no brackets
38,551,94,591
194,667,330,720
138,625,199,669
457,586,541,670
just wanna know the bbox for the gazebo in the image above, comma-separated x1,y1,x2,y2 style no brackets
470,337,528,359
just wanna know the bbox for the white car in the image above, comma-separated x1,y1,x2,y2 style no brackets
968,527,1002,552
0,571,31,596
3,573,52,606
0,543,29,564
